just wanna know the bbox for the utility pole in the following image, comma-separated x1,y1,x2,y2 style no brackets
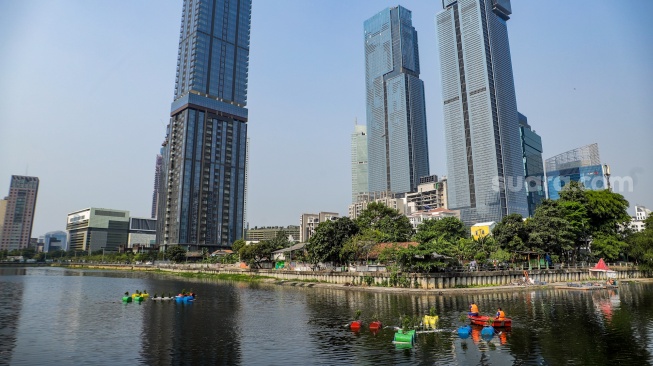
603,164,611,191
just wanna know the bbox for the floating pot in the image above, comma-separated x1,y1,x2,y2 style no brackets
369,321,382,330
393,329,416,343
423,315,439,329
457,325,471,339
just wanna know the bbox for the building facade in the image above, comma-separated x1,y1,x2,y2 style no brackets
67,208,129,253
128,217,157,248
299,212,339,243
0,176,39,251
151,153,163,219
44,230,67,252
245,226,300,242
351,124,368,203
545,143,605,200
436,0,528,226
157,0,251,249
364,6,430,195
519,113,545,216
348,192,406,221
405,175,448,214
635,205,651,222
407,208,460,230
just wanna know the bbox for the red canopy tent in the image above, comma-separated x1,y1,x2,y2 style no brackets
589,258,617,279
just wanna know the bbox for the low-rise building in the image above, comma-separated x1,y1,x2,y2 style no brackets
405,175,448,214
471,222,497,240
635,205,651,221
407,208,460,230
348,192,406,220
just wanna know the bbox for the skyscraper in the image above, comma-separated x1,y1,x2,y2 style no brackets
519,113,545,216
157,0,251,248
0,176,39,251
151,153,162,219
364,6,430,196
351,123,368,203
436,0,528,225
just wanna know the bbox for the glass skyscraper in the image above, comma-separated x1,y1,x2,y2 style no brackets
351,123,368,203
364,6,430,196
519,113,545,216
157,0,251,248
545,143,605,200
436,0,528,225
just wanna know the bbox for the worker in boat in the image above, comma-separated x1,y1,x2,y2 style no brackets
469,302,479,317
496,307,506,320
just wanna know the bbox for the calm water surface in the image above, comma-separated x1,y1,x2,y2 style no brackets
1,267,652,365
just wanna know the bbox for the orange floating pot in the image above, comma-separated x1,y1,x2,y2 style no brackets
369,321,382,330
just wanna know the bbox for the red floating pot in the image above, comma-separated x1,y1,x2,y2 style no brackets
350,320,362,329
369,321,382,330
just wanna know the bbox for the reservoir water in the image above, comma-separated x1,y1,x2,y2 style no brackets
1,267,652,365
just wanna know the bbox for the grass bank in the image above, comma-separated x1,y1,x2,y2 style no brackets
164,270,274,282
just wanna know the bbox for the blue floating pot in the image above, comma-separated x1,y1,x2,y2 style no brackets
481,326,495,339
457,325,471,339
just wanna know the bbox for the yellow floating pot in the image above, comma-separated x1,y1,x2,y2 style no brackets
423,315,439,329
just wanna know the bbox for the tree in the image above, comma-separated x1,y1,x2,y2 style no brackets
306,217,359,266
268,230,291,250
238,242,275,268
492,213,528,253
627,228,653,270
414,217,467,244
165,245,187,263
355,202,413,242
527,200,576,261
591,234,626,261
231,239,246,254
340,229,383,264
584,189,631,236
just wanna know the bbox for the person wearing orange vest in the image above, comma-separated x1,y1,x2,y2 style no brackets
469,302,479,316
496,307,506,320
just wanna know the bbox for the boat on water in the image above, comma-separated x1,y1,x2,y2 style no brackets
468,315,512,327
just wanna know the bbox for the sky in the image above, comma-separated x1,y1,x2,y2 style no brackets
0,0,652,238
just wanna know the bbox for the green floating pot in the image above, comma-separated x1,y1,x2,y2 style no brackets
393,329,416,343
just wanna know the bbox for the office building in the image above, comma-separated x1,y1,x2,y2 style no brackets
44,230,67,252
364,6,430,195
299,212,339,243
545,143,605,200
67,208,129,253
436,0,529,225
0,176,39,251
351,123,368,203
519,113,545,216
157,0,252,249
151,154,163,219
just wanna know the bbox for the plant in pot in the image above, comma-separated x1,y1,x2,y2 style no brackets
457,313,471,338
370,313,382,330
481,317,495,338
350,309,363,330
424,306,439,329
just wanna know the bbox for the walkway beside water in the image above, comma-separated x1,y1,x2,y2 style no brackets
58,262,650,294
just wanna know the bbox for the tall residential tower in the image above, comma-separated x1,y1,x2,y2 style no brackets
0,176,39,251
351,123,368,203
364,6,430,196
157,0,251,248
436,0,528,225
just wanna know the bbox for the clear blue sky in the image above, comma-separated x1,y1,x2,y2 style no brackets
1,1,651,238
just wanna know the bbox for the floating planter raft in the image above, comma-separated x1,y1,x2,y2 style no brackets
481,326,495,337
423,315,439,329
175,295,194,303
122,296,132,303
